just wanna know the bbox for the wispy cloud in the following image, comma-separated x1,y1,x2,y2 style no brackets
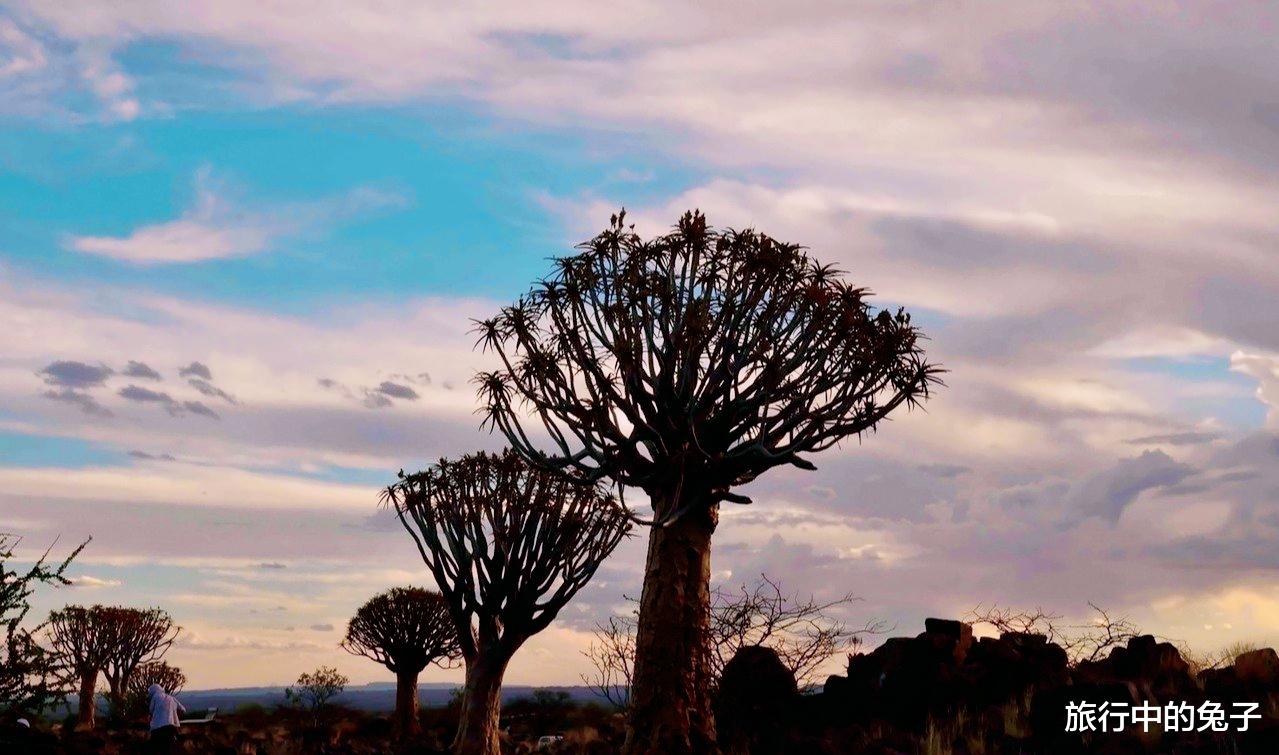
67,167,407,264
69,574,123,588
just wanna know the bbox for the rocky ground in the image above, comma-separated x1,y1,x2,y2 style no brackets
5,618,1278,753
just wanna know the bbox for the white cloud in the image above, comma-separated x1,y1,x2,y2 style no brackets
0,17,46,77
1231,351,1279,428
68,167,407,264
68,574,122,588
0,462,375,510
5,0,1279,685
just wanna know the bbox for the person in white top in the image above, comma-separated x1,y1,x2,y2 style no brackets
147,684,185,753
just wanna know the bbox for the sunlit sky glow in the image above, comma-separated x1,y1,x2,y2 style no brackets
3,2,1279,689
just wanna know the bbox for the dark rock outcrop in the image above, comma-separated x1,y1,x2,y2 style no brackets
822,618,1279,752
1074,634,1197,702
715,645,799,754
828,617,1069,728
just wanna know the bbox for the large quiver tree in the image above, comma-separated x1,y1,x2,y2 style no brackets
383,449,631,755
341,587,461,738
476,210,939,754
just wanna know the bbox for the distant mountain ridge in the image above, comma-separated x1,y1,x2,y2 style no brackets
132,683,616,714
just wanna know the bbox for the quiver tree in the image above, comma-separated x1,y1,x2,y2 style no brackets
383,449,631,755
1,534,87,717
47,605,112,727
121,661,186,721
476,210,939,754
99,607,179,716
341,586,462,737
50,605,179,723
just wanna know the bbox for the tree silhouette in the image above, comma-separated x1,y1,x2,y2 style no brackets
47,605,112,728
98,607,179,717
383,449,631,755
583,575,883,709
477,210,939,754
341,586,462,737
286,666,348,725
121,660,186,721
49,605,179,724
1,534,87,718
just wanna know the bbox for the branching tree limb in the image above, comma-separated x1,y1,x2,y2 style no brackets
583,575,883,709
47,605,110,728
1,534,87,718
286,666,347,726
708,575,883,685
581,615,635,709
965,602,1141,666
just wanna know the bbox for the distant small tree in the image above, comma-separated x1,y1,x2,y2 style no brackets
286,666,348,724
1,534,87,718
341,586,462,737
384,449,631,755
121,661,186,722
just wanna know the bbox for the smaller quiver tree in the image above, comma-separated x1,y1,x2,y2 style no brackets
97,607,180,718
341,586,462,737
383,449,632,755
121,661,186,722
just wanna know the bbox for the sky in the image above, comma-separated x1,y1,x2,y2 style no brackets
2,1,1279,690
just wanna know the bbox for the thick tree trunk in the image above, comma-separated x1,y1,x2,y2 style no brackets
454,653,510,755
394,669,421,738
76,669,98,728
623,498,719,755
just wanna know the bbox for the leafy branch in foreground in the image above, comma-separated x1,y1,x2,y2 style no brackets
0,533,88,718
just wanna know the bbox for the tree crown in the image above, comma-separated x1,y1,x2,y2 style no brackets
341,586,462,674
476,210,940,523
48,605,179,695
382,449,631,658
